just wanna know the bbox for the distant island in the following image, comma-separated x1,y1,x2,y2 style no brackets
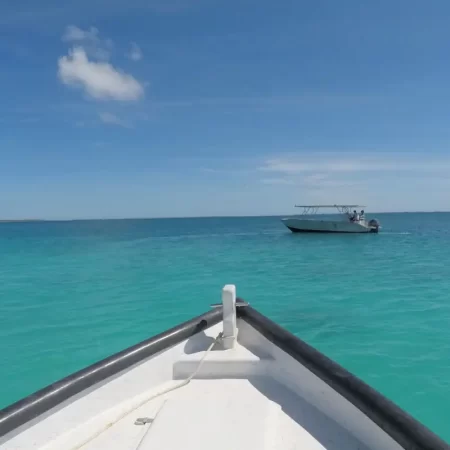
0,219,44,223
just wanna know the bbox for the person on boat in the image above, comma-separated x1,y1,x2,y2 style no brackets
360,210,365,220
350,210,359,222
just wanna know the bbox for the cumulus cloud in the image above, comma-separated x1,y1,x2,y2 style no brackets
58,47,144,101
99,112,130,128
127,42,143,61
58,26,145,101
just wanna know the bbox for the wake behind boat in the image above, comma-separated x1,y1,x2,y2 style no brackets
282,204,381,234
0,285,447,450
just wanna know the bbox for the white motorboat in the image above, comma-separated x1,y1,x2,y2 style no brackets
282,204,381,234
0,285,446,450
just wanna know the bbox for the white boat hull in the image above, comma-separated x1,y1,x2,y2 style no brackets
282,217,378,233
0,285,444,450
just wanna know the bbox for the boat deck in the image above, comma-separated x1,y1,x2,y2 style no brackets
1,317,402,450
72,378,372,450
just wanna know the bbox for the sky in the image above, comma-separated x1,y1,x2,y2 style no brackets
2,0,450,219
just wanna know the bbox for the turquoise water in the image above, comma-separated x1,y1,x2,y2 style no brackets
1,213,450,442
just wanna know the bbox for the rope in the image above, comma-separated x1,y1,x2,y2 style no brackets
70,331,223,450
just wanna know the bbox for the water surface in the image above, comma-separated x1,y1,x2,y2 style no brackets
1,213,449,441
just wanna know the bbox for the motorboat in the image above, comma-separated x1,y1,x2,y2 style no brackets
0,285,446,450
282,204,381,234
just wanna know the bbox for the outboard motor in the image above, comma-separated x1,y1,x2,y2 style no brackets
368,219,380,233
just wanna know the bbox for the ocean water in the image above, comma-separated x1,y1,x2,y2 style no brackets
1,213,450,442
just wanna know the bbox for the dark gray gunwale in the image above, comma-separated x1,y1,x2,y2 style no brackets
0,308,223,438
0,303,448,449
239,305,449,450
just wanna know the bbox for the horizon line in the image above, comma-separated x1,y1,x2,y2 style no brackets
1,210,450,222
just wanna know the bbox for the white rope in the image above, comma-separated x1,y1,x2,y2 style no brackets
70,331,223,450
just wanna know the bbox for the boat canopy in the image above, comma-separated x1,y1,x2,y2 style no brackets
294,204,366,215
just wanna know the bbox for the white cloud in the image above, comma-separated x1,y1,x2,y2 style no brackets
260,153,450,174
99,112,131,128
58,47,144,101
261,178,295,185
63,25,98,42
253,152,450,210
261,172,360,190
58,26,144,101
62,25,112,60
127,42,143,61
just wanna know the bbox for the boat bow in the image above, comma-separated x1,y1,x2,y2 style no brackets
0,285,446,450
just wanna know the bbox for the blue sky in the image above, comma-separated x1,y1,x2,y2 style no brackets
2,0,450,219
